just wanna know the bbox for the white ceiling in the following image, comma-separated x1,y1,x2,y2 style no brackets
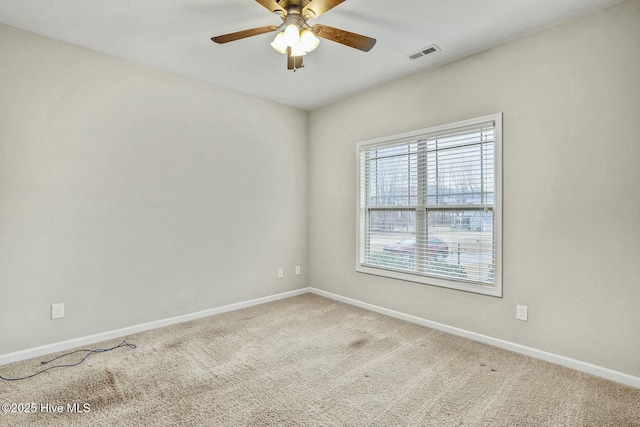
0,0,621,110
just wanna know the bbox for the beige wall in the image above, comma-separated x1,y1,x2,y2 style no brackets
0,25,308,354
308,0,640,377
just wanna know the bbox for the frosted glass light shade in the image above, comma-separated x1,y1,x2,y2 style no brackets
290,41,307,57
271,32,287,54
283,24,300,47
300,29,320,52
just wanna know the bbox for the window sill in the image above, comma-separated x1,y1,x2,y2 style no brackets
356,264,502,297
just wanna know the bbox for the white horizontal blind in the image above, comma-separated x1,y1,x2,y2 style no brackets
359,120,497,287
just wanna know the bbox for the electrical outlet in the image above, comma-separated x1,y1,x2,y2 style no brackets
277,268,284,279
51,303,64,319
295,266,301,275
516,305,528,322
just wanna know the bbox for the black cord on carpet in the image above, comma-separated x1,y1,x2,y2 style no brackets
0,341,137,381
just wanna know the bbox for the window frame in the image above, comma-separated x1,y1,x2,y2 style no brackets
356,113,503,297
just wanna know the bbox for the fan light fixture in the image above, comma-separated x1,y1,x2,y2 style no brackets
211,0,377,71
271,24,319,56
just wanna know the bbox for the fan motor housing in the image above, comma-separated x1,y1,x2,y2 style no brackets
278,0,307,16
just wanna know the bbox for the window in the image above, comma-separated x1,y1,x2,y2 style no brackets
356,114,502,296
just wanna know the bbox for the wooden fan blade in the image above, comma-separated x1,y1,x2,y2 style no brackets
302,0,345,19
255,0,286,15
311,24,376,52
286,47,304,70
211,25,279,44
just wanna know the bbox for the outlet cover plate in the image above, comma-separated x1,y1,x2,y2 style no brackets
516,305,528,321
51,303,64,319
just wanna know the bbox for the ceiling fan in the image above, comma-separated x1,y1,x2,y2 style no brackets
211,0,376,71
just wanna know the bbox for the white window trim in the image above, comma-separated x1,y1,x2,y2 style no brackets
355,113,503,297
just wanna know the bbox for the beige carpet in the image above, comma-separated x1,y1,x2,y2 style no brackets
1,294,638,426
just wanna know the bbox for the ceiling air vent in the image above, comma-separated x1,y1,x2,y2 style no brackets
408,44,441,61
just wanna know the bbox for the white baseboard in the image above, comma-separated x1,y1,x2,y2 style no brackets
2,286,638,389
309,287,640,389
0,288,308,367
